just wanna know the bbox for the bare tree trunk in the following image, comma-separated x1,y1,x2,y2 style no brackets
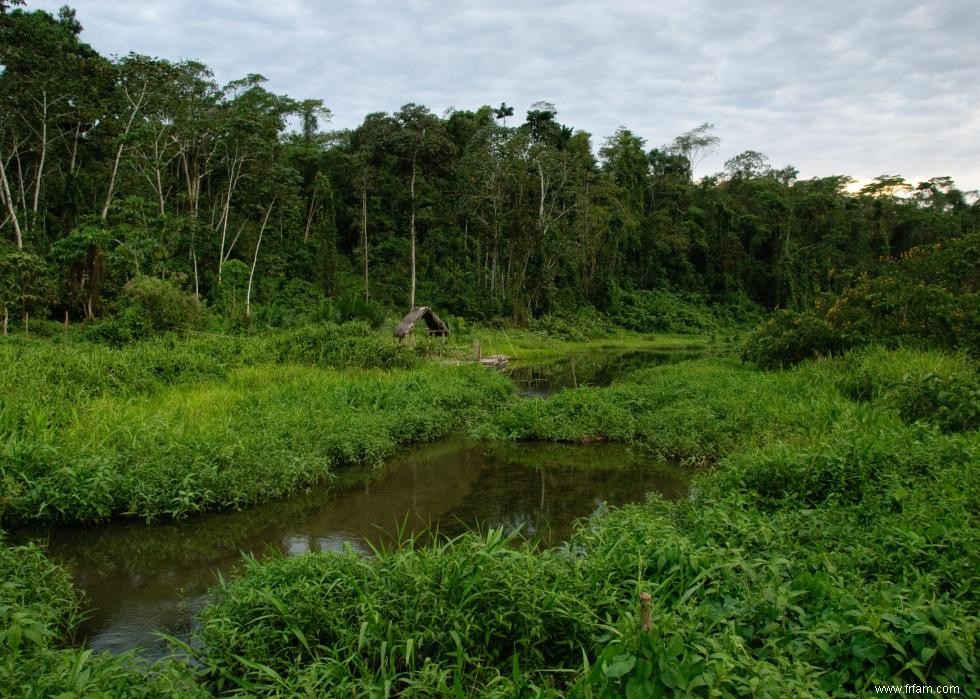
409,154,417,309
361,177,369,302
13,141,27,217
245,199,275,326
217,153,243,281
30,91,48,232
69,121,81,175
23,308,29,335
155,164,166,216
303,189,318,243
101,84,148,222
192,246,199,298
0,156,22,249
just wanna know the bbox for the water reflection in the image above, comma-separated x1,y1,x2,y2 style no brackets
508,349,701,397
13,437,687,658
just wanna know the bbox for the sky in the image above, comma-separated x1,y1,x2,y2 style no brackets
29,0,980,190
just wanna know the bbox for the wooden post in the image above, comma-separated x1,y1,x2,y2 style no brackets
473,338,482,361
640,592,652,633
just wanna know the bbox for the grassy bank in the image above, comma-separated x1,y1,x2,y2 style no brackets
187,347,977,696
0,536,205,698
0,333,513,523
2,340,976,695
442,328,719,365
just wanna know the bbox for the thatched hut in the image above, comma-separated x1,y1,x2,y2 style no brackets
394,306,449,341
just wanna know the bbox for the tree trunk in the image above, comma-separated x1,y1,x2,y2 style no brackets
69,121,81,175
0,156,23,249
409,155,417,309
217,153,243,281
102,83,148,222
361,177,369,302
245,199,275,327
192,246,199,299
30,91,48,232
303,189,318,244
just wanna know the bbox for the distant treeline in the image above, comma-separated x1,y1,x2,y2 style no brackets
1,5,978,330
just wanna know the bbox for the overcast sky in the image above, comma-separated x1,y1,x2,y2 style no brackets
30,0,980,190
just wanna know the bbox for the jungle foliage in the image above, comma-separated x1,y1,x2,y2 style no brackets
1,7,978,334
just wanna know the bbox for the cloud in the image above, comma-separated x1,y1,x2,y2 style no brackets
29,0,980,188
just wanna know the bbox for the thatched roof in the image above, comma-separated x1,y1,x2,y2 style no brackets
394,306,449,339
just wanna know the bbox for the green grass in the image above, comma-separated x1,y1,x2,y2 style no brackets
1,336,513,523
441,327,719,365
183,346,977,696
2,337,976,696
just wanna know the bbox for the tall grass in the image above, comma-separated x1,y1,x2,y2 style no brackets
186,347,977,696
1,339,512,522
3,339,976,695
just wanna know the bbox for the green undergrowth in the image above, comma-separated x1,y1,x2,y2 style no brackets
478,347,978,458
183,346,977,696
190,417,977,696
1,362,512,523
0,535,204,698
3,343,976,695
442,328,715,366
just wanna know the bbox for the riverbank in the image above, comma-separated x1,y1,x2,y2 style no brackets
0,327,708,524
2,338,976,696
189,347,977,696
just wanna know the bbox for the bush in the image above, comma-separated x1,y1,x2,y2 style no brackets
743,234,980,368
742,309,854,368
0,537,205,698
893,370,980,433
528,307,612,341
121,275,205,335
825,275,975,352
262,322,415,369
334,292,386,328
196,530,590,695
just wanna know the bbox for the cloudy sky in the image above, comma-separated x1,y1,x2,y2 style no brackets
31,0,980,190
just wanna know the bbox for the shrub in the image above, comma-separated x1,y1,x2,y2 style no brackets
742,309,854,368
528,307,612,341
334,291,386,328
893,370,980,433
120,275,205,335
262,322,415,369
743,234,980,368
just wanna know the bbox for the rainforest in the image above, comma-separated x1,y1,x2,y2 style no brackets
1,4,978,698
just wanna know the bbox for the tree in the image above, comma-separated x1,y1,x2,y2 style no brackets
493,102,514,125
0,247,50,333
392,104,452,309
667,122,719,179
724,150,771,180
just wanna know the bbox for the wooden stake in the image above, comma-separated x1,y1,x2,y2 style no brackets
640,592,652,633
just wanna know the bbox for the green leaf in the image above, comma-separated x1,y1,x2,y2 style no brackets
604,653,637,679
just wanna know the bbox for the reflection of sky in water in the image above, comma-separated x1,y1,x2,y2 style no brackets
12,355,695,659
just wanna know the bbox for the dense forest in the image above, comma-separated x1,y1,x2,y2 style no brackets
2,5,978,335
2,4,979,697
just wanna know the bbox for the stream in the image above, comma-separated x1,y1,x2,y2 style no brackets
12,349,698,658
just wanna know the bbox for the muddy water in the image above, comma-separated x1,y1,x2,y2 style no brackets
14,438,688,658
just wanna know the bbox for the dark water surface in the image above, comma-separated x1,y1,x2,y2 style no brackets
508,348,701,397
12,349,698,658
15,438,687,658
